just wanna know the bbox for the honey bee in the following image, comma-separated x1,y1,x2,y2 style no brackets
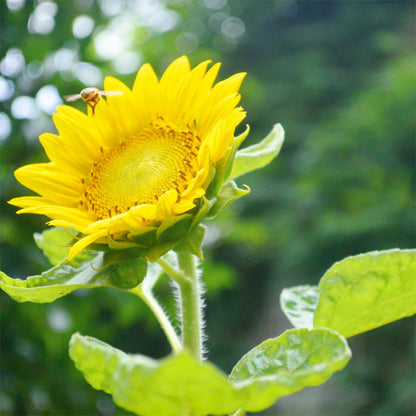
64,87,123,116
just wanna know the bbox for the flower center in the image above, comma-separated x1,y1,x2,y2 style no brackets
83,121,200,219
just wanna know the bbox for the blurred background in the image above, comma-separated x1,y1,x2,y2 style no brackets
1,0,415,415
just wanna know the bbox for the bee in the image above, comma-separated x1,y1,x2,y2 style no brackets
64,87,123,116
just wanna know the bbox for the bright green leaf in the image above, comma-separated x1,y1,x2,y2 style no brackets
314,249,416,337
229,123,284,180
69,329,350,416
34,227,72,265
280,285,319,329
69,333,240,416
230,328,351,412
0,248,147,303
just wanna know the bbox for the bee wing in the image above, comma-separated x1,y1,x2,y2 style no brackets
101,91,124,97
64,94,82,102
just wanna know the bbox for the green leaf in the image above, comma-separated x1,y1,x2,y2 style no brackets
280,285,319,329
0,248,147,303
69,333,240,416
314,249,416,337
230,328,351,412
207,180,250,219
229,123,284,180
102,249,148,290
34,227,72,265
69,329,350,416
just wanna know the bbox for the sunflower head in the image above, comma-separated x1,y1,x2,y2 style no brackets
10,56,249,261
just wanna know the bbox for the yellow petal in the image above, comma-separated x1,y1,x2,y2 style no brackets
68,230,107,260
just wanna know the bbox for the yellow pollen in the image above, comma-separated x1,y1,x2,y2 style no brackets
83,122,200,219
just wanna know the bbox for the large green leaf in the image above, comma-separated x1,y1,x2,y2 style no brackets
69,328,350,416
229,123,284,180
280,285,319,329
0,248,147,303
230,328,351,412
314,249,416,337
69,333,240,416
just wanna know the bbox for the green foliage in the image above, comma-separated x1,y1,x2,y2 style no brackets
69,334,239,416
230,328,351,412
314,249,416,337
230,124,285,180
0,228,147,303
281,249,416,337
69,328,350,416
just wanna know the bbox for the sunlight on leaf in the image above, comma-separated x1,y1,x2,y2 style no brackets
69,333,240,416
280,285,319,329
69,328,351,415
230,328,351,412
314,249,416,337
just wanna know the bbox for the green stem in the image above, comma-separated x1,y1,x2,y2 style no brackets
129,273,181,354
157,257,189,285
176,252,204,361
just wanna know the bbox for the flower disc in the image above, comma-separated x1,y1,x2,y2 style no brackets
84,121,200,219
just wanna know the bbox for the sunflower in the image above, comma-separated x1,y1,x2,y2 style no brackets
10,56,247,260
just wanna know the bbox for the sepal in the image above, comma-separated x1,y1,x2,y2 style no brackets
207,180,250,219
229,123,284,180
175,225,206,259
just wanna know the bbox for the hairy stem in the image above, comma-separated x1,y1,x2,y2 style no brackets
129,272,181,353
176,252,204,361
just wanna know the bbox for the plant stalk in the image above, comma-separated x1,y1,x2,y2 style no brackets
177,252,204,361
129,274,181,354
